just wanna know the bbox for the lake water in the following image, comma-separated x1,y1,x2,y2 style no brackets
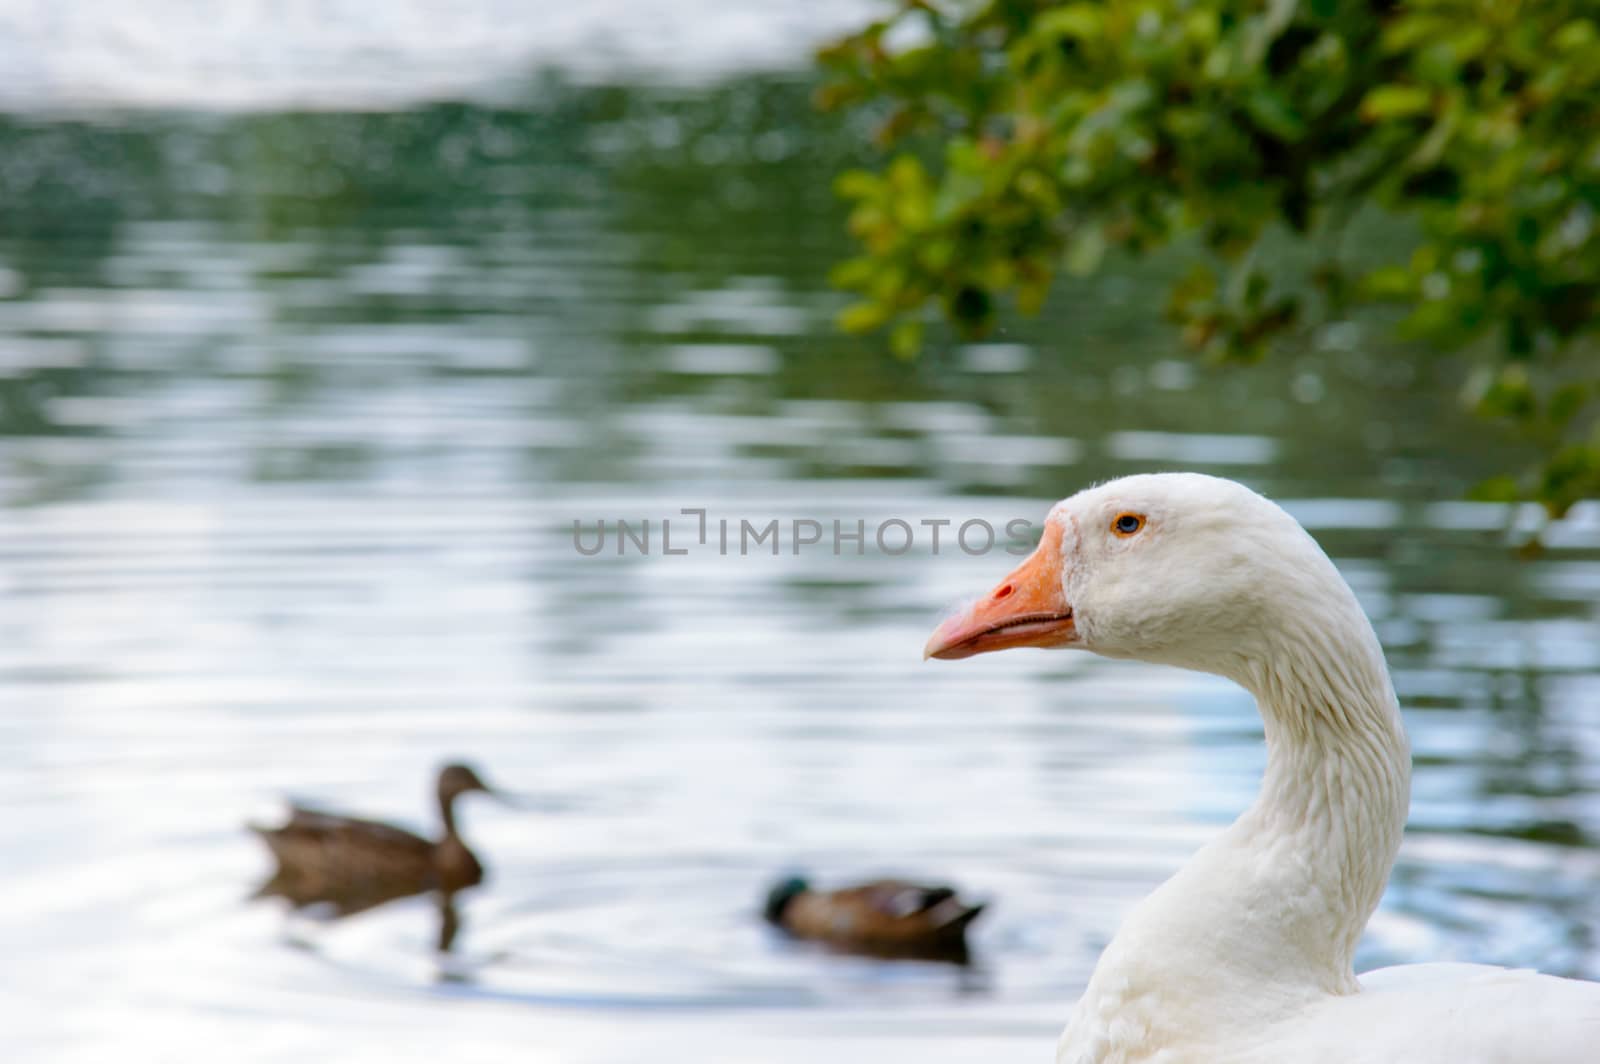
3,8,1600,1063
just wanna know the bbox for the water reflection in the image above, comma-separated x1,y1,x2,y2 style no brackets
1,75,1598,1064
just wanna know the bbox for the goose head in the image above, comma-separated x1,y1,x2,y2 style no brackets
924,473,1369,685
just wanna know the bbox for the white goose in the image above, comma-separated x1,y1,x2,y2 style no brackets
924,473,1600,1063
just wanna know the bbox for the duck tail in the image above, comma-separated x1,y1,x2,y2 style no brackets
935,901,986,934
245,822,296,898
247,821,292,861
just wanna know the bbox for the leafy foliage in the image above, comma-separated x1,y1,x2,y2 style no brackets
820,0,1600,515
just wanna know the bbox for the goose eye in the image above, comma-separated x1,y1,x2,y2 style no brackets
1112,513,1145,537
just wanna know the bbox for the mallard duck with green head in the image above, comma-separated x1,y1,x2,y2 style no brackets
763,874,986,963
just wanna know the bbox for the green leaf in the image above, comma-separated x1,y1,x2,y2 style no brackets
1468,475,1522,503
1035,5,1103,42
833,170,881,200
838,300,891,334
1065,227,1106,277
1017,263,1053,315
1538,444,1600,518
1553,19,1598,52
1363,265,1418,299
827,256,878,290
1549,382,1592,428
1244,89,1306,142
1360,85,1433,121
1168,263,1219,312
889,318,924,360
1472,366,1537,421
887,155,928,192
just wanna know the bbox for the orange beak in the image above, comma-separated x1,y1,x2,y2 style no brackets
924,519,1075,660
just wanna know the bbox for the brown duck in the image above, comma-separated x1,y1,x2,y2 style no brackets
250,762,499,951
763,874,986,963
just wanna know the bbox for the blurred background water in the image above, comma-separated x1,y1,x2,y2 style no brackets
2,3,1599,1062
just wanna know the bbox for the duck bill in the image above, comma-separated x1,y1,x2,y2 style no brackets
486,787,540,811
489,789,572,813
924,520,1075,660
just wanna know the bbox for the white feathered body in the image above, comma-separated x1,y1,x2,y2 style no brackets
1060,911,1600,1063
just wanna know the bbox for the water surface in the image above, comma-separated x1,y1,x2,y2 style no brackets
3,45,1599,1064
